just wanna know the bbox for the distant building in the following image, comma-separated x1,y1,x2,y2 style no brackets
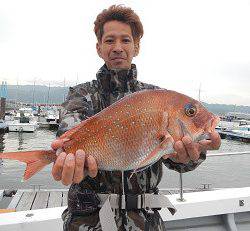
226,112,250,120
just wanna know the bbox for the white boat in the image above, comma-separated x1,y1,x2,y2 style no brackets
0,119,8,132
45,110,59,128
238,119,250,126
6,120,38,132
5,108,38,132
14,108,37,121
6,114,37,133
226,125,250,142
231,125,250,137
216,120,240,131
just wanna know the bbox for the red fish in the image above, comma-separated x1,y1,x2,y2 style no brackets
0,89,219,180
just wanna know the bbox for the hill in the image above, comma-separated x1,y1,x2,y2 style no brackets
5,85,250,115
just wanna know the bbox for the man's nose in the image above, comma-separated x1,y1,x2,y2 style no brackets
112,41,123,53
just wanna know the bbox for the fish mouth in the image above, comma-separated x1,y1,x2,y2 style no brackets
195,116,220,142
178,116,220,142
204,115,220,133
195,133,211,142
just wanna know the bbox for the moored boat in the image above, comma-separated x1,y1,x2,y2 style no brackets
45,110,59,129
0,120,8,133
6,115,37,133
6,120,38,132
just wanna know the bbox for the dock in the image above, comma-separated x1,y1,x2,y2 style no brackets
218,130,250,142
1,189,68,212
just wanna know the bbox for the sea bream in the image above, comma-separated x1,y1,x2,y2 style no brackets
0,89,219,180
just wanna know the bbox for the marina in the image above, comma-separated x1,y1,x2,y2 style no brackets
0,96,250,230
0,102,60,133
0,87,250,230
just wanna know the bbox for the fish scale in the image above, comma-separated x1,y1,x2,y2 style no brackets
72,108,167,170
0,89,219,180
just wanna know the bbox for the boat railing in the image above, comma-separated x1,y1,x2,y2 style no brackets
175,150,250,202
207,151,250,157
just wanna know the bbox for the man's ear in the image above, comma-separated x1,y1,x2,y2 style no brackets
96,42,102,58
134,43,140,57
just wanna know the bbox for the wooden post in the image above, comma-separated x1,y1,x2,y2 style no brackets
0,97,6,120
38,105,41,115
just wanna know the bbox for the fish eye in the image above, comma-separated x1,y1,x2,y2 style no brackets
184,103,197,117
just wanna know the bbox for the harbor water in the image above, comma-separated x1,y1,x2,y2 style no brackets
0,128,250,190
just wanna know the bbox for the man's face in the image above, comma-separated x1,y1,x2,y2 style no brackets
96,20,139,70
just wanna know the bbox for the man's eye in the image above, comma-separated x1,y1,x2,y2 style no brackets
123,39,131,43
105,39,113,43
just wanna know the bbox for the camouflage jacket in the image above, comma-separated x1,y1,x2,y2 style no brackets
58,64,206,231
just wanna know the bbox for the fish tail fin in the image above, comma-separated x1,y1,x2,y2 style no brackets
0,150,55,180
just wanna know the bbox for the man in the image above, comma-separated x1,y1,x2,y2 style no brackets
51,5,221,231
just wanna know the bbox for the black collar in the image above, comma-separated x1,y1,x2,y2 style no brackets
96,64,137,93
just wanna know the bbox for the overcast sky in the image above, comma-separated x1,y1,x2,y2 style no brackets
0,0,250,106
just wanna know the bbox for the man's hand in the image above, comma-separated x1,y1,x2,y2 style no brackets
162,131,221,163
51,139,98,186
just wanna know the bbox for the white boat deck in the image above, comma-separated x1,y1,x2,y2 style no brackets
0,188,206,212
1,152,250,230
0,187,250,230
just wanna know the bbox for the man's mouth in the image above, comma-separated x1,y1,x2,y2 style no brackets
111,57,126,61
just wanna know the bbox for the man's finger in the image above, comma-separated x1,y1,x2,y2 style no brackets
198,132,221,151
56,148,64,156
174,141,189,163
182,136,200,161
73,150,85,183
162,152,177,160
52,152,67,181
51,138,69,150
210,131,221,149
87,155,98,178
198,140,212,150
199,134,221,151
61,153,75,186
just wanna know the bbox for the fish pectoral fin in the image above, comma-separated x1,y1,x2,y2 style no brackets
129,134,174,178
129,146,162,179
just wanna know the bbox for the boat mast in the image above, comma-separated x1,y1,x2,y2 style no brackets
63,77,66,102
32,79,36,105
46,83,50,108
16,79,19,109
198,83,201,102
76,73,78,85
